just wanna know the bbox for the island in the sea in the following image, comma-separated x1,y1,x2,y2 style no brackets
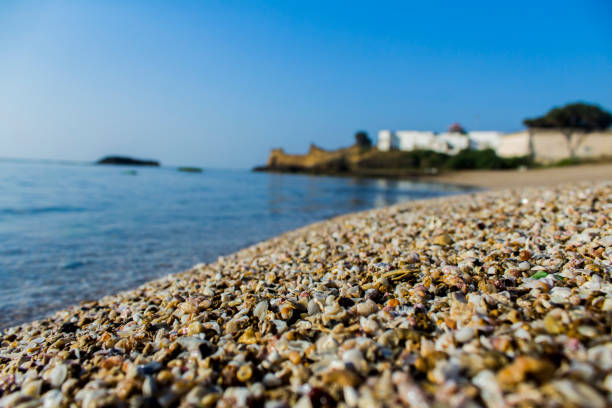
96,156,160,166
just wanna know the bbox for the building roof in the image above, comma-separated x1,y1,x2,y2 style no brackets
448,122,466,133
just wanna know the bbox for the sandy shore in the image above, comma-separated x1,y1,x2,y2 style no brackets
423,163,612,189
1,181,611,407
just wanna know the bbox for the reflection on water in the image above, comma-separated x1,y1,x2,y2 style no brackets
0,161,474,328
267,173,471,216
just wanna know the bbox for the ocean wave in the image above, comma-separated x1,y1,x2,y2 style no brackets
0,206,86,216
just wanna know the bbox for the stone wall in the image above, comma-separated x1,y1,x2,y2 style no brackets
498,130,612,162
264,144,361,171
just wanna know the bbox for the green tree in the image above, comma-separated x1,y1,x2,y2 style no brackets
354,131,372,148
523,102,612,158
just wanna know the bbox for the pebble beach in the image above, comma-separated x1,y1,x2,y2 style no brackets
1,181,611,408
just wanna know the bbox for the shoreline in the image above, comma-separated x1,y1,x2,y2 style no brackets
257,162,612,189
1,180,611,406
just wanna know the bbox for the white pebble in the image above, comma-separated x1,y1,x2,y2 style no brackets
48,364,67,388
356,300,378,316
253,300,268,321
455,327,475,343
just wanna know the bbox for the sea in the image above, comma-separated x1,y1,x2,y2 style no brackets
0,160,474,328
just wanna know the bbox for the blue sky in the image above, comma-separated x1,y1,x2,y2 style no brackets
1,0,610,168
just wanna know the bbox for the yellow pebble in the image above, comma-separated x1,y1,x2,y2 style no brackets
187,321,203,335
288,351,301,365
236,365,253,382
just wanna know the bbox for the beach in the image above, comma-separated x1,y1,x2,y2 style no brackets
0,161,469,329
424,162,612,189
1,177,611,407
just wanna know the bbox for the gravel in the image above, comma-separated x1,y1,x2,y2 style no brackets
1,181,611,407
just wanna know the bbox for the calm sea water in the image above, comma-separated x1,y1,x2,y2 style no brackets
0,160,473,328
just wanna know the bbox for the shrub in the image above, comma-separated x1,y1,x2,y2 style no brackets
444,149,532,170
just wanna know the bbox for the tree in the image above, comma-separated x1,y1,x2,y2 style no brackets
355,131,372,148
523,102,612,158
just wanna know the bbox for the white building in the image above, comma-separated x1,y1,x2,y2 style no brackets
377,128,502,155
377,130,398,151
395,131,436,151
469,131,502,151
436,132,470,154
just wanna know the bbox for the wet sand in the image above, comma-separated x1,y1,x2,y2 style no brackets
1,181,611,407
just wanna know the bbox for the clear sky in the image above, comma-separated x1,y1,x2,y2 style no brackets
1,1,610,168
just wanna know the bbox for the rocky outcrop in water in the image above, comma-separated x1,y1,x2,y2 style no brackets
96,156,160,166
254,144,432,177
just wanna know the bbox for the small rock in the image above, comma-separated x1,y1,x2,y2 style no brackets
237,365,253,382
322,369,361,387
143,376,156,397
137,361,162,376
343,386,359,407
355,300,378,316
238,327,258,344
455,327,475,343
553,380,606,408
41,390,63,408
497,356,555,387
48,364,68,388
307,299,322,315
473,370,505,408
433,234,453,246
543,314,564,334
254,300,268,321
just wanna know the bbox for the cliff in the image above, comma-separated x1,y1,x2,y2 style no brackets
254,144,436,177
256,144,365,173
